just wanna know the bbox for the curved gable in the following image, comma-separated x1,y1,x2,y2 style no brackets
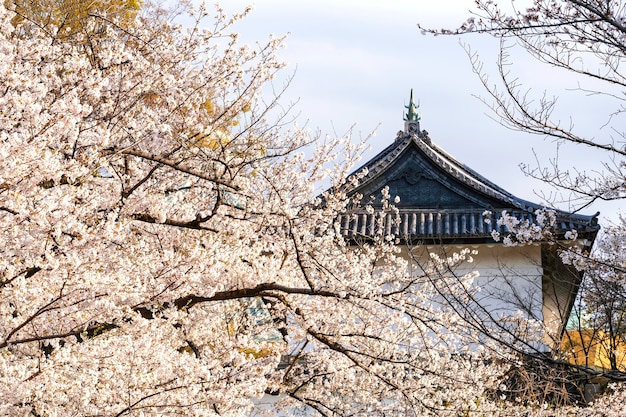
351,138,507,210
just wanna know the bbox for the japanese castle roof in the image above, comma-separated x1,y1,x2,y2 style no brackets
338,95,600,244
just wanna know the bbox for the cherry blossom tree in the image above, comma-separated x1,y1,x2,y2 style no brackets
0,1,531,415
4,0,622,414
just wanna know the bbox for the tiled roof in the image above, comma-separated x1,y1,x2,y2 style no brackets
336,208,599,243
341,132,600,243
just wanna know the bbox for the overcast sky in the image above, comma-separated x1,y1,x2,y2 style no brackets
220,0,622,223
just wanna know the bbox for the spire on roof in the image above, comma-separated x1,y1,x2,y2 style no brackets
402,89,421,139
404,89,420,122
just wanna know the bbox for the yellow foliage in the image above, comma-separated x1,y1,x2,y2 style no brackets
192,128,232,150
201,98,215,115
238,346,274,359
141,92,162,108
6,0,142,33
561,329,626,371
194,97,247,150
201,97,252,116
178,345,195,355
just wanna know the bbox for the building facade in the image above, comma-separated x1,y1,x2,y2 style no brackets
338,91,600,350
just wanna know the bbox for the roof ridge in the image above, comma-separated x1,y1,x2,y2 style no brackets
344,132,598,226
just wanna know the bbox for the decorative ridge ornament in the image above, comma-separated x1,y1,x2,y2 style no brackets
404,89,420,122
403,89,421,137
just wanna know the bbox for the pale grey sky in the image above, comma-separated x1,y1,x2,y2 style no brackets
222,1,621,222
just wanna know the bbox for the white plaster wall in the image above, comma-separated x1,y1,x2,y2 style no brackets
402,243,547,348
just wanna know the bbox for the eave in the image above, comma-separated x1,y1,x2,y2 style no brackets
340,132,600,244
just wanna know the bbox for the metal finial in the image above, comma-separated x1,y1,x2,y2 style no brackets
404,89,420,122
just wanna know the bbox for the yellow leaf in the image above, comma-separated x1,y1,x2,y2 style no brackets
202,98,215,115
